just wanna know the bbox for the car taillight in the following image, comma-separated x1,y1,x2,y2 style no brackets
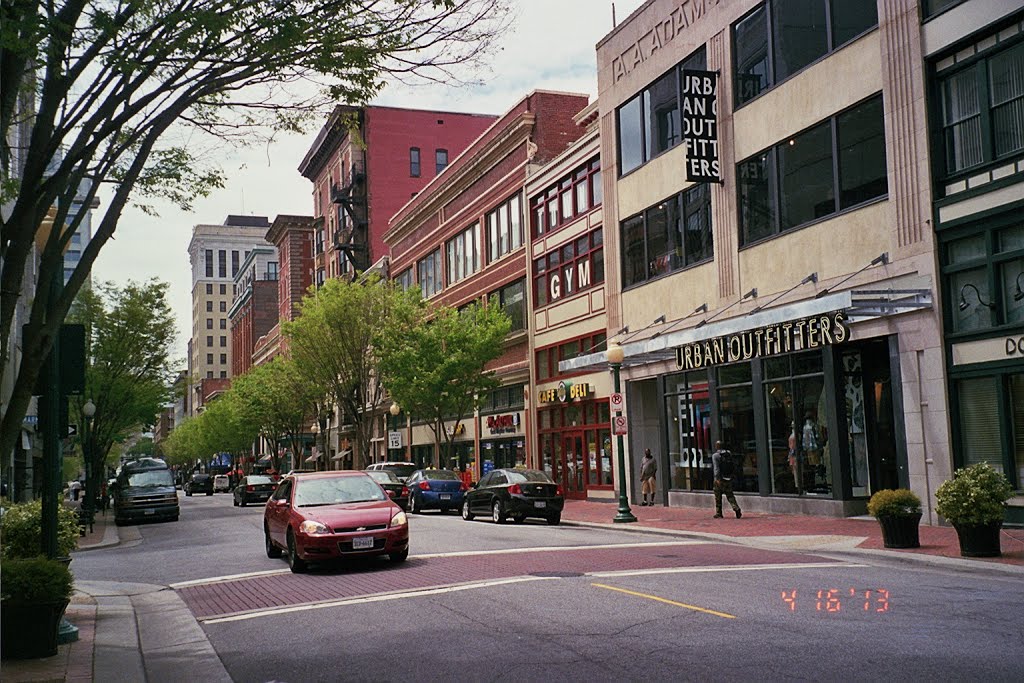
508,483,522,495
555,485,563,497
418,481,431,490
246,485,254,492
401,486,409,496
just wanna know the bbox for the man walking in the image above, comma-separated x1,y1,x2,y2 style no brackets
639,448,657,506
712,441,741,519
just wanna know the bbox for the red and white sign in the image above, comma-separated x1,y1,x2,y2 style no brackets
612,415,628,435
609,392,624,411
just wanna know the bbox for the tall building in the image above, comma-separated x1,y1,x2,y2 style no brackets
922,1,1024,525
186,215,272,413
229,245,279,376
62,179,98,285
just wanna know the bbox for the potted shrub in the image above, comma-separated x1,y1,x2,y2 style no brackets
0,498,79,560
935,462,1014,557
867,488,922,549
0,557,74,659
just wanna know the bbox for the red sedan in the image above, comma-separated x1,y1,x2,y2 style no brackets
263,471,409,572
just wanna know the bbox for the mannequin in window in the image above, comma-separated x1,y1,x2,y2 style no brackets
788,422,801,492
802,410,822,487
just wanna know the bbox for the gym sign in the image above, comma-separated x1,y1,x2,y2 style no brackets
675,311,850,370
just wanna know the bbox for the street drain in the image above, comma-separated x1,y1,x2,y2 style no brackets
529,571,584,578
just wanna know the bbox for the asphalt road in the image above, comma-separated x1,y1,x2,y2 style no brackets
75,490,1024,682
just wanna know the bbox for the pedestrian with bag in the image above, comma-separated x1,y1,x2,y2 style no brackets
712,440,742,519
640,448,657,506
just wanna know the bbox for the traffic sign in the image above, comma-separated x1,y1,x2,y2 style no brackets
67,424,78,437
612,415,628,435
609,392,624,411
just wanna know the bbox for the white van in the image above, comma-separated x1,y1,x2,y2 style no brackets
213,474,231,493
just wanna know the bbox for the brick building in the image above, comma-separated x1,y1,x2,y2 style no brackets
229,246,279,376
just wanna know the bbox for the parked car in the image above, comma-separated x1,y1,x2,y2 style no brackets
233,475,278,507
213,474,231,493
184,473,214,496
112,458,179,526
405,469,466,514
366,461,417,482
365,470,409,510
264,471,409,573
462,468,564,525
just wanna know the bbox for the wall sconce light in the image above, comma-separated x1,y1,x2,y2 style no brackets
958,283,995,311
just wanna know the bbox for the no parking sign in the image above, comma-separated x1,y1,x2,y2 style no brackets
612,415,628,435
609,392,624,411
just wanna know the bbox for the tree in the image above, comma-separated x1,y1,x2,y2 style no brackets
0,0,510,464
376,300,510,467
229,357,319,474
68,279,178,512
284,275,420,470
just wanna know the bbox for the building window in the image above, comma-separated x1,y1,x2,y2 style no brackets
231,250,239,276
206,283,213,295
530,157,602,238
205,250,214,277
446,224,480,285
410,147,421,177
435,149,448,174
395,268,414,291
417,249,443,297
219,319,226,330
220,336,227,347
218,301,225,313
207,371,214,379
207,335,213,347
206,353,214,364
482,384,526,414
938,39,1024,177
220,371,227,379
220,354,227,364
489,279,525,332
738,94,887,246
267,262,278,279
206,318,213,329
219,284,226,295
762,352,829,495
733,1,878,107
486,194,523,263
942,220,1024,334
924,0,967,18
535,331,607,382
617,50,706,175
621,182,712,288
216,250,226,278
535,227,604,307
206,300,213,312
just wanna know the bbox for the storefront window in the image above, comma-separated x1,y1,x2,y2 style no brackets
957,377,1003,472
666,373,713,491
1012,375,1024,489
719,384,757,493
763,352,829,495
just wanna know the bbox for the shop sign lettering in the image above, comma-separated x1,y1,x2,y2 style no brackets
1006,337,1024,356
681,69,720,183
610,0,722,83
549,261,591,302
538,380,591,404
675,311,850,370
486,413,521,435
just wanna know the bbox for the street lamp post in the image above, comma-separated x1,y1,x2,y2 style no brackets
310,422,320,472
389,402,401,461
82,399,96,522
607,343,637,524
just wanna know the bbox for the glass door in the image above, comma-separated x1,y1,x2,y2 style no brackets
561,432,587,498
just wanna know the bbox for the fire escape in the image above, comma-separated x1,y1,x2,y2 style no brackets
330,158,368,278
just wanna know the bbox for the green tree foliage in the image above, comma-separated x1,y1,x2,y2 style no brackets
68,280,178,512
163,414,206,468
0,498,79,559
376,299,510,464
0,0,510,465
285,275,421,470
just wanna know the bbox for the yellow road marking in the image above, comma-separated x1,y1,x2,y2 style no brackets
592,582,736,619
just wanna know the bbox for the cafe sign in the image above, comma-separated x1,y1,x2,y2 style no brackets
675,311,850,370
537,380,592,404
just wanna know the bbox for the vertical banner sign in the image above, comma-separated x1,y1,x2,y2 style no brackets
681,69,720,183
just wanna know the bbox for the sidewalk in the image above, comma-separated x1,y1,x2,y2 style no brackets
3,500,1021,682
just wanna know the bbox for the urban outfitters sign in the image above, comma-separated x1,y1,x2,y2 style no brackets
675,311,850,370
681,69,720,183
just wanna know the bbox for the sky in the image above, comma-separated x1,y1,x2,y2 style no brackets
91,0,647,364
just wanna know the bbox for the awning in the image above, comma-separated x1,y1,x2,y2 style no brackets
257,455,272,466
560,283,932,373
331,449,351,462
304,453,322,464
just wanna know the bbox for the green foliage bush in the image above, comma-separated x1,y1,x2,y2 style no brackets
0,498,79,559
935,462,1014,526
0,557,74,604
867,488,922,517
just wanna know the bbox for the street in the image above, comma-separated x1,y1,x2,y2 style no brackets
71,493,1024,682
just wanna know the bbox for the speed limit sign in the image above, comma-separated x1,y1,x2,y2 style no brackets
612,415,628,435
610,392,624,411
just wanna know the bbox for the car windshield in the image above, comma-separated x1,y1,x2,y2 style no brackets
247,476,273,485
423,469,459,480
382,464,417,479
192,475,209,482
127,470,174,487
505,470,554,484
294,476,387,507
366,471,398,483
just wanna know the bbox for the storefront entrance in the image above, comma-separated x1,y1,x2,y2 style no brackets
840,339,900,496
560,432,586,498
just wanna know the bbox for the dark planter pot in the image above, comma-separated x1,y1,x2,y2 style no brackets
0,599,71,660
877,512,922,549
953,521,1002,558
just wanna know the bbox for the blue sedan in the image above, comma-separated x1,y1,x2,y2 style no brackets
405,469,466,514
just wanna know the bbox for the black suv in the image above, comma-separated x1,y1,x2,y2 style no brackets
113,458,179,526
184,473,214,496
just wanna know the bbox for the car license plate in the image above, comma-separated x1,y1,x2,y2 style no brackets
439,493,451,500
534,501,546,508
352,536,374,550
144,509,155,515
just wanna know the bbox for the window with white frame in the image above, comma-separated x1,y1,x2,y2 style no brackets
446,224,480,284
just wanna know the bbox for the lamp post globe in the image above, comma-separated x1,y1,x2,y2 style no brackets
607,344,636,523
390,402,401,417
